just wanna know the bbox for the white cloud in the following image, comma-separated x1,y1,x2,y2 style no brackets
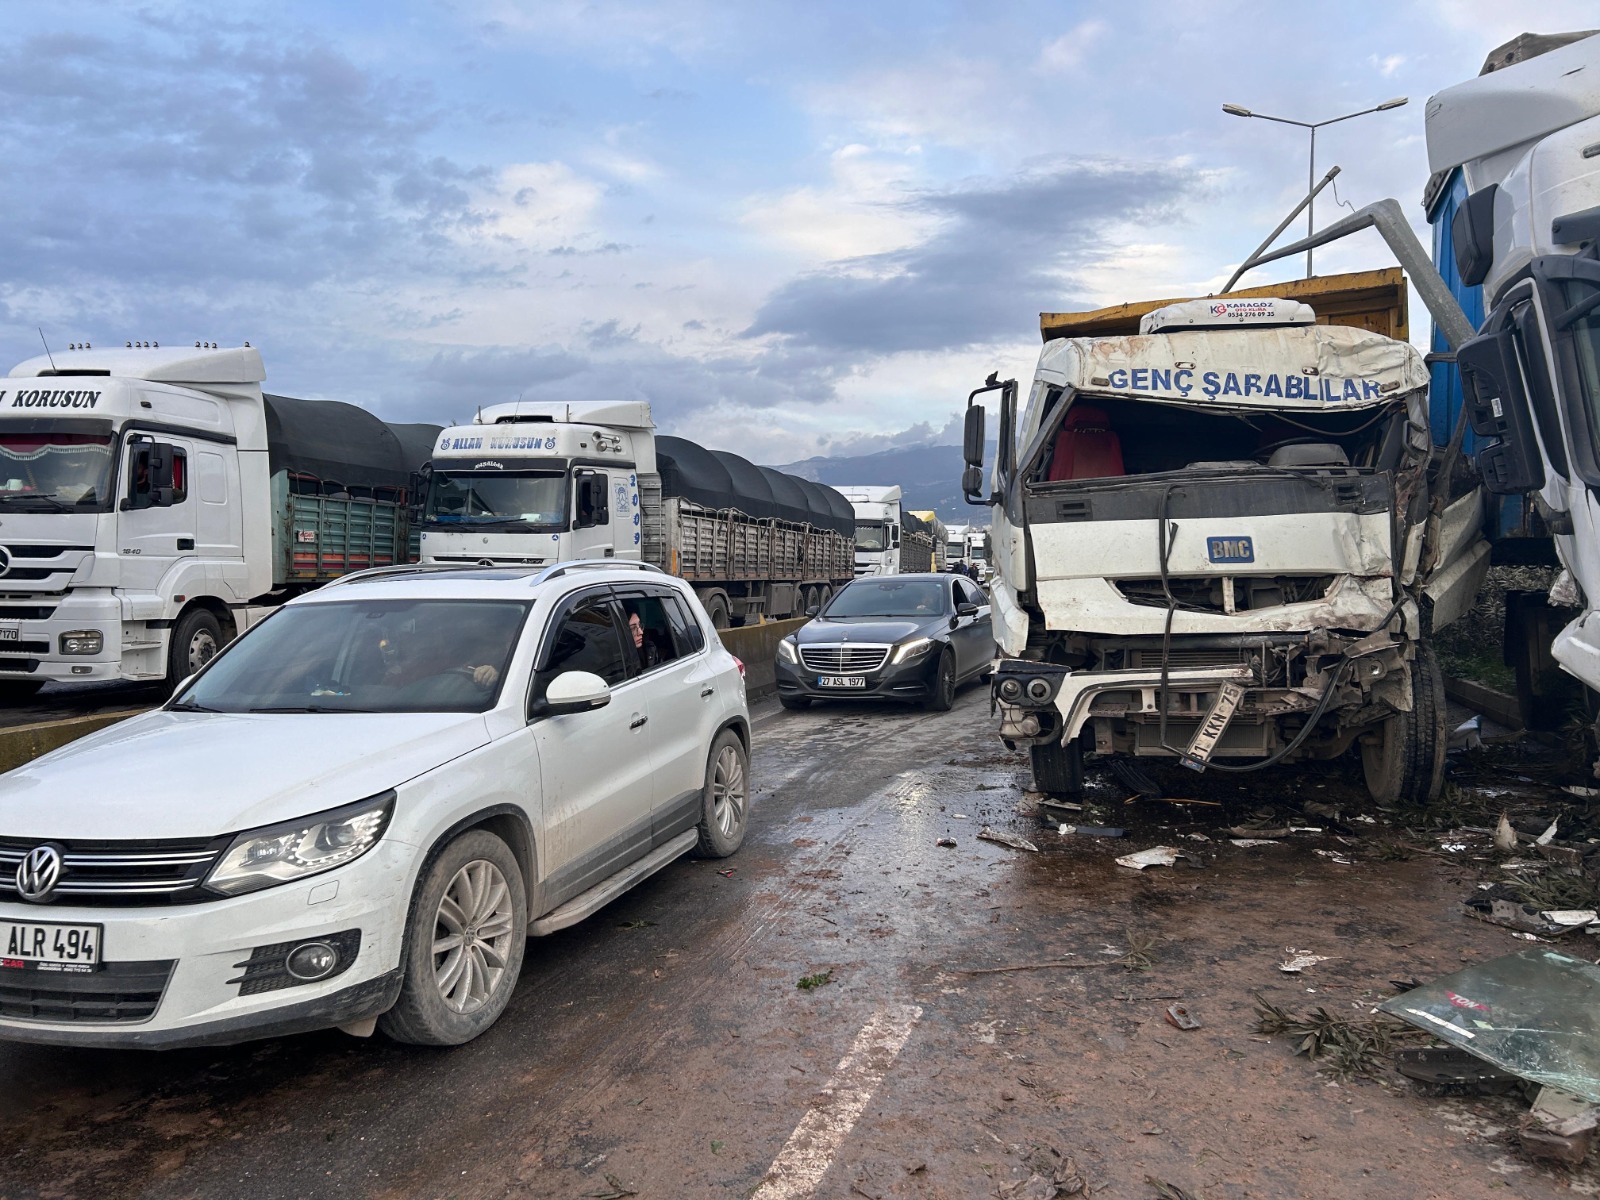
464,161,605,247
1038,19,1109,73
1370,52,1407,77
741,144,942,263
803,56,1022,151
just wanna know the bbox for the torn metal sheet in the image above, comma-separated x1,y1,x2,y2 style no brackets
1379,948,1600,1105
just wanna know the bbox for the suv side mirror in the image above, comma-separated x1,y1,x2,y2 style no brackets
956,602,979,618
541,670,612,717
805,605,819,617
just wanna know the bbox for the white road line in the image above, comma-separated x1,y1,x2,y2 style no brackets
750,1004,923,1200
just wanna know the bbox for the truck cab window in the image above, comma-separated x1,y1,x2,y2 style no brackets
0,430,115,511
854,523,887,551
126,442,187,510
426,470,566,527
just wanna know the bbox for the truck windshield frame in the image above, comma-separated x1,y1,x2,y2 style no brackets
424,469,569,531
0,422,118,513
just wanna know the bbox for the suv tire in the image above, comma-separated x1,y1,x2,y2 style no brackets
694,729,749,858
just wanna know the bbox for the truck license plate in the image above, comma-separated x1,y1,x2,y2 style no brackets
0,626,18,642
817,675,866,689
1,920,102,971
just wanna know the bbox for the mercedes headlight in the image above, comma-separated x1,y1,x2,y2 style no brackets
892,637,935,664
777,637,798,664
204,792,394,897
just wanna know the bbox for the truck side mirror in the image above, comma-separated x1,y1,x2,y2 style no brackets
574,471,610,529
1460,328,1545,495
890,524,900,548
963,405,986,467
123,442,180,510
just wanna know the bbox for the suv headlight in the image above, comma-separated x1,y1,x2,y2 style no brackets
892,637,935,664
777,637,798,664
204,792,395,897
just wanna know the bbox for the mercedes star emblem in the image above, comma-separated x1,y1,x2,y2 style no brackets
16,844,63,903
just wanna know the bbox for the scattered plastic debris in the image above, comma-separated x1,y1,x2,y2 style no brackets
1279,948,1330,974
1181,833,1211,842
1563,785,1600,799
1494,813,1518,853
952,813,969,820
1058,824,1125,838
978,827,1039,853
716,868,736,877
1314,849,1354,866
1115,846,1183,870
1164,1002,1200,1031
936,837,958,848
1450,715,1483,750
1536,818,1560,847
1226,825,1291,838
1230,838,1280,848
1541,910,1599,929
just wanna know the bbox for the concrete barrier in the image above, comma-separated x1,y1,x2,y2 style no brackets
0,709,144,774
718,617,808,700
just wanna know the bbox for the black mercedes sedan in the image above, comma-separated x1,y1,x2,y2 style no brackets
774,573,993,711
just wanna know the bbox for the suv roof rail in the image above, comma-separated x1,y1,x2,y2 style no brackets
531,559,669,585
322,563,502,589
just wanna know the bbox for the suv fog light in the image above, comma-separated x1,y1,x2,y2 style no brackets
1025,678,1052,702
998,677,1023,701
1018,714,1041,736
285,941,340,981
60,629,103,655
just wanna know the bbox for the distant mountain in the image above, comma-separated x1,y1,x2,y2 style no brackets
767,442,995,527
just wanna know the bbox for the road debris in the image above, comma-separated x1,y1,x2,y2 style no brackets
1279,949,1329,974
1146,1176,1199,1200
716,868,737,878
979,827,1040,852
796,970,835,991
1254,995,1414,1080
1313,849,1354,865
1226,825,1291,838
1230,838,1280,848
1393,1046,1521,1096
936,837,958,848
1058,824,1125,838
583,1175,639,1199
1536,818,1560,846
1164,1003,1200,1030
1494,812,1518,852
1116,846,1183,870
1450,715,1483,750
1521,1086,1600,1164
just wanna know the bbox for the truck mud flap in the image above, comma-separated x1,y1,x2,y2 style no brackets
1180,680,1246,771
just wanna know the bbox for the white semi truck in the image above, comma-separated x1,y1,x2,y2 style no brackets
963,292,1490,804
418,401,855,626
838,485,903,575
0,344,439,697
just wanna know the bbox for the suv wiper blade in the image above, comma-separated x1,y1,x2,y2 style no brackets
167,700,222,713
0,493,71,511
246,705,378,714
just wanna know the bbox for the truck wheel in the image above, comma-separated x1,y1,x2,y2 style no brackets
703,594,731,631
925,650,956,712
379,829,528,1046
168,608,224,688
1361,644,1447,805
1030,738,1084,796
694,730,749,858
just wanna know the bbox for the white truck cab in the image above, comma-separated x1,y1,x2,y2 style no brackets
837,485,903,576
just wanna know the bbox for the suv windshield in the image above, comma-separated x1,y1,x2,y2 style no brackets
173,598,531,714
0,430,114,510
825,579,946,618
425,471,565,527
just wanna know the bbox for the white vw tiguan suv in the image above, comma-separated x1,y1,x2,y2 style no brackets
0,561,750,1047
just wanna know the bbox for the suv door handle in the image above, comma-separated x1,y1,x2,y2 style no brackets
700,687,715,698
630,714,649,729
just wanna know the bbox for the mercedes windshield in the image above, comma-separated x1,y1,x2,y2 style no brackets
0,427,115,512
424,470,567,529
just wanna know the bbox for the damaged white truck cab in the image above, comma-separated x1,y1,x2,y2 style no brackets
965,294,1490,803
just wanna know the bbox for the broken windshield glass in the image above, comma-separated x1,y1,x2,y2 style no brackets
1379,947,1600,1104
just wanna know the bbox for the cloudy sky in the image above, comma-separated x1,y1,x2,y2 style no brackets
0,1,1590,462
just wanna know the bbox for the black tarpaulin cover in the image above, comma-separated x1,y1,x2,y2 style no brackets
656,435,852,536
264,394,440,489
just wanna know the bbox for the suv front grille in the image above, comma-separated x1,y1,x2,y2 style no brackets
800,644,891,673
0,960,174,1023
0,836,229,905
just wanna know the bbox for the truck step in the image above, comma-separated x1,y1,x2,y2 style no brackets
529,829,698,935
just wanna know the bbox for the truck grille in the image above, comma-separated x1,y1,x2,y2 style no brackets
0,836,229,905
1115,575,1333,613
0,960,174,1023
800,644,891,673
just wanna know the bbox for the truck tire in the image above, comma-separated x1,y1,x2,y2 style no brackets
703,594,731,631
1030,738,1083,797
379,829,528,1046
1361,644,1447,805
168,608,224,689
1507,590,1582,731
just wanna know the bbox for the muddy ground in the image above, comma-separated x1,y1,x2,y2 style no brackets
1,687,1597,1199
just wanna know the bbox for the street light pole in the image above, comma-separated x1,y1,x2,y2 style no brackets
1222,97,1408,278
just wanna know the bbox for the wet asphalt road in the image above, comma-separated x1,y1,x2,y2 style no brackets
2,686,1595,1199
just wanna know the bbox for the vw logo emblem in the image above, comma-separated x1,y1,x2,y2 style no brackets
16,844,63,903
0,546,11,578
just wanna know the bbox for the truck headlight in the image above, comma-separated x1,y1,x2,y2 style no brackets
59,630,103,655
892,637,934,664
204,792,394,897
777,637,798,664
